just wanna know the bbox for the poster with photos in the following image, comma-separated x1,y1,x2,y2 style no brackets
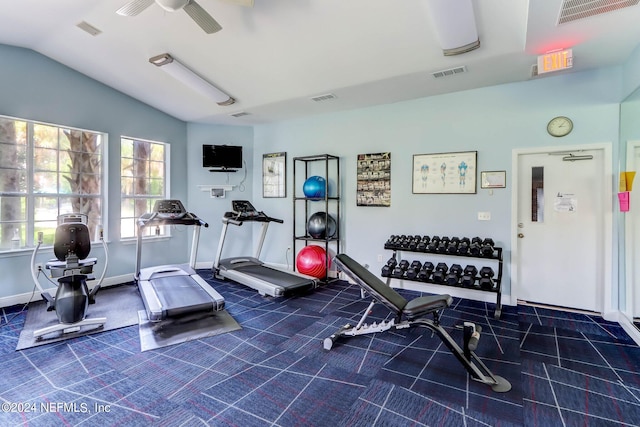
357,152,391,206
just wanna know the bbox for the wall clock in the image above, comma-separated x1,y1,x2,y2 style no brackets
547,116,573,137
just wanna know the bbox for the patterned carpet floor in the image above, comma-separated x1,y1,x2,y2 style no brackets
0,271,639,426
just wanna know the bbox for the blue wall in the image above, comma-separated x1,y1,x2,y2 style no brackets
251,67,622,301
186,123,254,263
0,41,635,309
0,44,189,298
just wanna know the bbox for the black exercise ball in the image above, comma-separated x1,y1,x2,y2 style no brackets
307,212,337,239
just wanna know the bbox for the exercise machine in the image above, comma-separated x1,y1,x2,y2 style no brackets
327,253,512,392
213,200,318,297
136,199,224,321
30,213,109,340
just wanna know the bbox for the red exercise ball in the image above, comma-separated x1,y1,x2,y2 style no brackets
296,245,330,278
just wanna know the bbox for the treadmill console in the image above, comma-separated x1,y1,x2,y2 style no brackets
154,199,187,220
232,200,257,215
226,200,266,221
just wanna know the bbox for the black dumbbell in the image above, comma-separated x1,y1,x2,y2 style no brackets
461,265,478,287
427,236,440,252
404,236,413,250
437,236,450,253
416,235,430,251
407,235,419,250
445,263,463,285
458,237,471,255
391,259,410,278
470,241,481,256
432,262,448,283
381,257,397,277
479,266,495,290
481,238,495,257
384,235,397,249
417,261,434,281
447,240,459,254
405,260,422,280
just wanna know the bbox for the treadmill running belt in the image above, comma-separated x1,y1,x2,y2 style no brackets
151,275,214,317
235,264,315,290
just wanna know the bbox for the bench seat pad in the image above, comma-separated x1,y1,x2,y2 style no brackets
403,295,452,320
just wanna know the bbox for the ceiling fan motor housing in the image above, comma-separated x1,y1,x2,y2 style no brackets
156,0,190,12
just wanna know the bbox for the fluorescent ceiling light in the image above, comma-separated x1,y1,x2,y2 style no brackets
149,53,235,106
426,0,480,56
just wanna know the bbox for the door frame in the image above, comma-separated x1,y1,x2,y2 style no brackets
625,140,640,319
621,141,640,345
510,142,614,317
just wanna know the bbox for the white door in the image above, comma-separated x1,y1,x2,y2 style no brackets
515,147,606,312
629,142,640,318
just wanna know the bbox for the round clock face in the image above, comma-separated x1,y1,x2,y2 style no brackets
547,116,573,137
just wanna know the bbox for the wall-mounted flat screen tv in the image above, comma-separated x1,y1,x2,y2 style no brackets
202,144,243,170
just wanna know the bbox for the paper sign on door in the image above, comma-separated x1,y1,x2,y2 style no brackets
554,193,577,212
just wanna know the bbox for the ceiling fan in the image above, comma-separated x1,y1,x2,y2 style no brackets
116,0,254,34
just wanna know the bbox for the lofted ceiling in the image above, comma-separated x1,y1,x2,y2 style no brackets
1,0,640,125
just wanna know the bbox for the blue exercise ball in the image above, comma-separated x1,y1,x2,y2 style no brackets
307,212,337,239
303,176,326,199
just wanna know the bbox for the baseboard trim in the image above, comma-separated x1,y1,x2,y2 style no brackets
0,273,134,309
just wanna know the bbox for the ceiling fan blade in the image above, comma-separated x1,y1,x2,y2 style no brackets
116,0,155,16
184,0,223,34
219,0,254,7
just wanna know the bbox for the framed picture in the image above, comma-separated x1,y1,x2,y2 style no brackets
263,152,286,198
481,170,507,189
357,152,391,206
412,151,477,194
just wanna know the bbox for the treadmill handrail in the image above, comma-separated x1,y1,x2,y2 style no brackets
223,211,284,224
223,217,243,226
135,208,207,280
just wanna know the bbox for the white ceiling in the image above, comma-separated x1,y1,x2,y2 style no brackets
1,0,640,126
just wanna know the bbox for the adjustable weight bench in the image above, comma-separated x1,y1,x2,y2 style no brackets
327,253,511,392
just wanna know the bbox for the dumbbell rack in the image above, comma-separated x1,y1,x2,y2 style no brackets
382,235,504,319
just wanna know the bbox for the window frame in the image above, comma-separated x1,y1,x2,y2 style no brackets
0,114,108,253
120,136,170,241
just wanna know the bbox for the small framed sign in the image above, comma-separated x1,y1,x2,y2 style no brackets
480,170,506,189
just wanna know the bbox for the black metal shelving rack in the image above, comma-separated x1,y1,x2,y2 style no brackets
293,154,340,282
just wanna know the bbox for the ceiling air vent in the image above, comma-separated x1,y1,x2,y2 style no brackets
310,93,337,102
229,111,250,118
76,21,102,36
558,0,640,24
432,66,467,79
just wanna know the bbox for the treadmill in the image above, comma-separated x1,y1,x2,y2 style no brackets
135,199,225,321
213,200,318,297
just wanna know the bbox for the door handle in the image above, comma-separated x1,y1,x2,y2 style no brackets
517,233,524,238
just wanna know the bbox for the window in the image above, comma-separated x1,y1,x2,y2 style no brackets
0,115,106,251
120,137,168,239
